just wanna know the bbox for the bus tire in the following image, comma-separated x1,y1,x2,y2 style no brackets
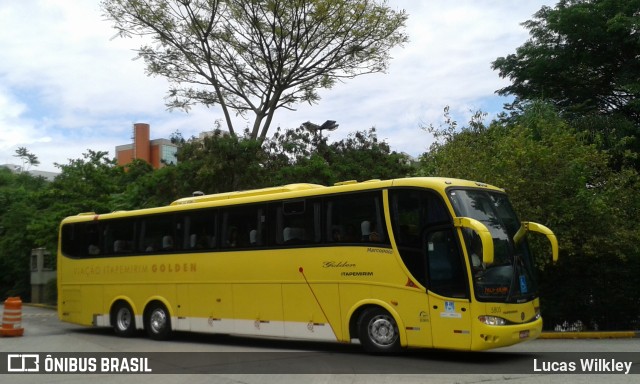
145,302,172,341
358,307,401,353
111,301,136,337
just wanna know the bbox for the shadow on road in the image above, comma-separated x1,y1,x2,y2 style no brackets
67,326,536,374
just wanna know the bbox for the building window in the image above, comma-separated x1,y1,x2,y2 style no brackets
161,145,178,166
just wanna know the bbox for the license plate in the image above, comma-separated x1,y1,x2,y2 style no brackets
519,330,530,339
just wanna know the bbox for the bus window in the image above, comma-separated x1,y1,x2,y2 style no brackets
184,209,217,250
106,219,136,255
426,229,468,298
139,215,178,252
85,223,101,256
390,189,451,286
222,205,264,249
326,192,386,244
61,222,100,258
275,199,321,245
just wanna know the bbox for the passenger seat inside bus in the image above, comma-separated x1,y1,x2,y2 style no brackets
190,233,215,249
162,235,174,250
361,221,371,241
113,240,131,253
283,227,305,244
361,220,380,242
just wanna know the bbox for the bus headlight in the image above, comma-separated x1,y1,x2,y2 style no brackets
478,315,507,326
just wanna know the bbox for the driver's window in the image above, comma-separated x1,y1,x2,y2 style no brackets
427,229,468,298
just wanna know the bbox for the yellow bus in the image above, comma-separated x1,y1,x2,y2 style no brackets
57,177,557,352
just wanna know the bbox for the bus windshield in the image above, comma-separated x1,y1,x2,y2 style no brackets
448,189,538,303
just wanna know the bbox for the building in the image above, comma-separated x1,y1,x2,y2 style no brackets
30,248,56,304
115,123,178,169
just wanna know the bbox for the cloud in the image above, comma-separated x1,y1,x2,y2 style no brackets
0,0,553,172
271,0,549,156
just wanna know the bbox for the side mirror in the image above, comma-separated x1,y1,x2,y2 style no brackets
453,217,494,265
514,222,559,262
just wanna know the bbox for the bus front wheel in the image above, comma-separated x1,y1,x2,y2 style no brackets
358,307,401,353
145,302,172,341
112,301,136,337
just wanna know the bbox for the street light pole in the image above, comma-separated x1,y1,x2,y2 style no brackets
301,120,339,139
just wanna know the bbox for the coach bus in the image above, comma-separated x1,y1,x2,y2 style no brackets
57,177,557,352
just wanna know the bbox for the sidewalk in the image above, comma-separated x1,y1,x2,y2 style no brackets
540,331,640,339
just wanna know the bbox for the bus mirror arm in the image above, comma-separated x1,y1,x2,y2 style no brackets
454,217,494,265
514,222,559,263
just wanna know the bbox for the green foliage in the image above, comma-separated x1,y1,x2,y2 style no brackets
0,168,48,300
50,150,124,215
541,252,640,331
490,0,640,329
264,126,333,185
263,126,413,186
326,128,414,183
492,0,640,170
176,131,267,194
101,0,407,140
570,114,640,170
14,147,40,171
493,0,640,121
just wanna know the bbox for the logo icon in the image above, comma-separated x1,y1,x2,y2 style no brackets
444,301,455,312
7,354,40,372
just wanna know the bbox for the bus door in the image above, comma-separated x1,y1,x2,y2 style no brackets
425,228,471,349
390,188,471,349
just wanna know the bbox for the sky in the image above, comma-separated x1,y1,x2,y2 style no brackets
0,0,555,173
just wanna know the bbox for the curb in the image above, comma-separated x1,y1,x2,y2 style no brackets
23,303,57,310
540,331,639,339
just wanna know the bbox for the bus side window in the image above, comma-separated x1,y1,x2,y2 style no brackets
185,209,217,250
277,199,320,246
326,192,386,245
222,205,264,249
426,229,468,298
107,219,136,255
85,223,100,256
139,214,178,253
389,188,454,286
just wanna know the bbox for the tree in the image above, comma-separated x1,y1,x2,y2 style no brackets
13,147,40,171
102,0,408,141
493,0,640,122
326,127,413,182
176,131,268,193
44,150,125,217
492,0,640,170
0,168,48,299
264,125,413,185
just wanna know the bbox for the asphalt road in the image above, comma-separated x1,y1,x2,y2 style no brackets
1,304,638,383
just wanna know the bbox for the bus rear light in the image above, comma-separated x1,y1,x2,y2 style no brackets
478,315,507,326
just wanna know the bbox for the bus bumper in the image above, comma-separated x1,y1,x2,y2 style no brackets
471,316,543,351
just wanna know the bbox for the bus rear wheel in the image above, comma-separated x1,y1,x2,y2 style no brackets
112,302,136,337
358,307,401,353
145,302,172,341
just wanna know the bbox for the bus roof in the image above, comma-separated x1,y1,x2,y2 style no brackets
170,177,503,206
62,177,503,222
170,183,325,206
